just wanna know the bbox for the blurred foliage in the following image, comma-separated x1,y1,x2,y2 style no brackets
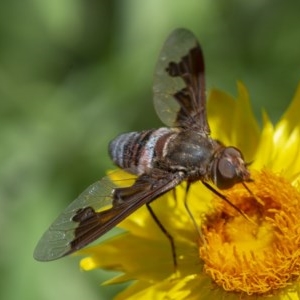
1,1,300,299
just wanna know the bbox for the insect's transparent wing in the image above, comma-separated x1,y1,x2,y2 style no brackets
153,28,209,133
33,177,126,261
153,28,197,126
33,171,184,262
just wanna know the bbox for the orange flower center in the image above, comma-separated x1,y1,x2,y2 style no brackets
200,170,300,296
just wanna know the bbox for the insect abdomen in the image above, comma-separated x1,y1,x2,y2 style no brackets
109,127,174,175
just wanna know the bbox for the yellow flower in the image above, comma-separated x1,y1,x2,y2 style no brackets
79,82,300,299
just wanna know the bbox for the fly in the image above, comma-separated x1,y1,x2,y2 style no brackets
34,28,251,268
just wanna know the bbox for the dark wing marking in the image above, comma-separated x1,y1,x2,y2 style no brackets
33,171,184,261
153,28,209,133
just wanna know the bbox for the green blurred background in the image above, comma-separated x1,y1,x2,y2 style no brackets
1,1,300,299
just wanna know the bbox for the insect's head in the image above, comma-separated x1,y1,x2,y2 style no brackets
211,147,251,190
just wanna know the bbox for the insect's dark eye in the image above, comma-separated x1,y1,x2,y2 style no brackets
218,158,236,179
212,147,244,189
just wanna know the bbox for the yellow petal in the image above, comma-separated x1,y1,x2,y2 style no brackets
272,126,300,178
279,83,300,133
208,83,260,162
207,88,236,145
232,82,260,161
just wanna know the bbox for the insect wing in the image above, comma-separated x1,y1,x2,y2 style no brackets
153,28,209,133
33,177,123,261
34,171,184,261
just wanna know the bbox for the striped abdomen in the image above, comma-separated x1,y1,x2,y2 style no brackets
109,127,175,175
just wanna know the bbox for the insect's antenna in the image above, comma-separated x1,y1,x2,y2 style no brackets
202,182,254,224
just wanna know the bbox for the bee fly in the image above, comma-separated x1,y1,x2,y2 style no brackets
34,28,251,268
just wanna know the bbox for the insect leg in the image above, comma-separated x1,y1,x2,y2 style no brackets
202,181,254,224
172,187,178,207
183,182,205,244
242,181,264,206
146,202,177,271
